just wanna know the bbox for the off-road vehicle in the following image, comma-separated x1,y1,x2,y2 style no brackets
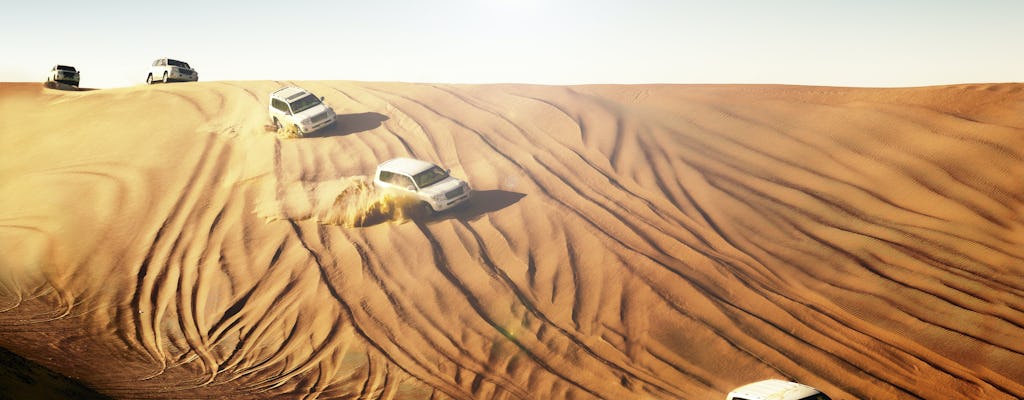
146,58,198,84
373,157,471,214
727,380,831,400
268,86,337,136
47,65,80,87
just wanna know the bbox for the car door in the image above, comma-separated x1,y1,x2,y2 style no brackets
151,59,166,78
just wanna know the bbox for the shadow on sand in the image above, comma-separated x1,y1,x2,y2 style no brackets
353,190,525,228
0,346,111,399
445,189,526,222
309,112,389,138
42,81,96,91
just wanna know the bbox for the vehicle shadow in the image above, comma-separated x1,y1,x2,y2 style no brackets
339,190,525,228
435,189,526,223
310,112,389,138
42,81,96,91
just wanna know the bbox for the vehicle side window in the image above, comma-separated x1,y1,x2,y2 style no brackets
391,174,415,189
271,99,288,113
378,171,393,183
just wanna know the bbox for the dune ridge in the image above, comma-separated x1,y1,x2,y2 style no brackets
1,81,1023,399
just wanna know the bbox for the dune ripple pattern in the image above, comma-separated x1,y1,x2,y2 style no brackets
2,81,1024,399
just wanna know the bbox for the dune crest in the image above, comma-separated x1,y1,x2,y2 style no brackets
1,81,1023,399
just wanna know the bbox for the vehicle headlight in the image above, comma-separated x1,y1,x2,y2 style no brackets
302,118,312,125
433,193,446,202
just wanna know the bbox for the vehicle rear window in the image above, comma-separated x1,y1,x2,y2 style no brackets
56,65,75,71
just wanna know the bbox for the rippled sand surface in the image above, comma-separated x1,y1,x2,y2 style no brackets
1,81,1023,399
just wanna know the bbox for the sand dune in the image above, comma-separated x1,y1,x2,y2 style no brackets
1,80,1023,399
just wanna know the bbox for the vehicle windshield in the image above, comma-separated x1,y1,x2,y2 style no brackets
413,167,448,189
56,65,75,71
168,59,191,69
288,94,322,114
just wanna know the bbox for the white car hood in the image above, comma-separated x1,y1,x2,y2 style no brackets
420,176,465,197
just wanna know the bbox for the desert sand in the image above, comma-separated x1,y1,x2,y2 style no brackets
1,80,1023,399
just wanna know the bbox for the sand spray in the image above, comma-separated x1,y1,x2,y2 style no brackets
257,176,420,227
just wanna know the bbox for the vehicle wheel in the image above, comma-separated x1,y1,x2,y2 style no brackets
146,74,153,84
162,72,169,84
273,118,282,130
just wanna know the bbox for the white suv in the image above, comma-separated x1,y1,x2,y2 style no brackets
268,86,337,136
47,65,80,87
146,58,198,84
373,158,471,214
727,380,831,400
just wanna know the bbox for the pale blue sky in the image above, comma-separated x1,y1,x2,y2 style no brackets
2,0,1021,88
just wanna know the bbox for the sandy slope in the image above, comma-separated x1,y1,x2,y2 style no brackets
1,80,1023,399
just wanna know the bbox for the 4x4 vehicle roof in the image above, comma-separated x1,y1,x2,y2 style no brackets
728,379,823,400
271,86,313,102
378,157,438,176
